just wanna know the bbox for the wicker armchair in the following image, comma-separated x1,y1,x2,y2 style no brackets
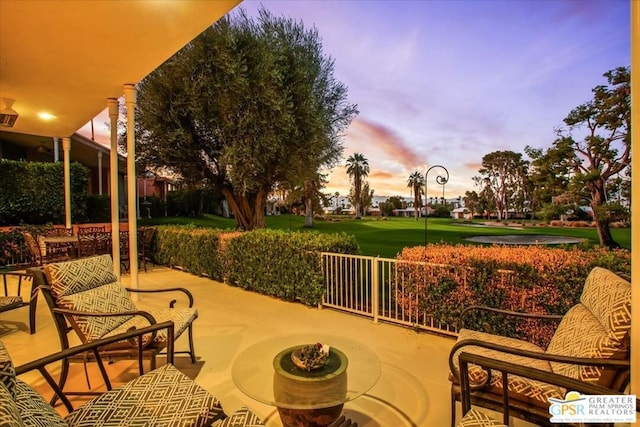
28,254,198,398
448,267,631,426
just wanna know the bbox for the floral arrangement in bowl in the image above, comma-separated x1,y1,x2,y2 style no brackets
291,342,330,371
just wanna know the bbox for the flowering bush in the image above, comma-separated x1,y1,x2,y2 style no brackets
396,244,630,347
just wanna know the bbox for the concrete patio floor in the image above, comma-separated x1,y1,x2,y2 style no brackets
0,265,536,426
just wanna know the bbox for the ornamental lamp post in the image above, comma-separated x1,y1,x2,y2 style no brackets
424,165,449,247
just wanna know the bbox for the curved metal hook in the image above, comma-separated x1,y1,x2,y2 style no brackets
426,165,449,186
424,165,450,247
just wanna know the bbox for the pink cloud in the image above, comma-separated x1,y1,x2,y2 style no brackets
345,117,425,170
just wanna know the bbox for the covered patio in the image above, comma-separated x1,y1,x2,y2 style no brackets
1,264,543,426
1,1,638,425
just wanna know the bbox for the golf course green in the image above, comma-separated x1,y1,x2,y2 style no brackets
140,214,631,259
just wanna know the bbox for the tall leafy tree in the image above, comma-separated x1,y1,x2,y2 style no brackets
474,151,530,220
524,146,572,218
407,171,425,220
529,67,630,248
345,153,370,219
132,8,357,230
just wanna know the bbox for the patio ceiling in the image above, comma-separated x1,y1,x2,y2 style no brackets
0,0,241,139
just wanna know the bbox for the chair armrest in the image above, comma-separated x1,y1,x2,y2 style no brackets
459,305,564,330
449,338,630,382
15,321,175,412
457,351,638,421
125,286,194,308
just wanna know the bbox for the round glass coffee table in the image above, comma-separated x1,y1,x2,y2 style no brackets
231,334,381,427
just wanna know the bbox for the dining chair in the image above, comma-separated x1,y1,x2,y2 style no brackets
21,231,69,266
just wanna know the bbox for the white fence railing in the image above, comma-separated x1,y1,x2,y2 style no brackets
321,252,458,336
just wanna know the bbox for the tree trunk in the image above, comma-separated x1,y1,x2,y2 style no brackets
304,179,313,228
595,219,620,249
590,185,620,249
221,187,266,231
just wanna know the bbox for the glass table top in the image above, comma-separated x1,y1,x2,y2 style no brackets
231,333,381,410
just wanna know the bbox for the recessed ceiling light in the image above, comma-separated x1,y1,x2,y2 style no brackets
38,112,56,121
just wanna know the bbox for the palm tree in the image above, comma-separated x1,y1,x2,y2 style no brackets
407,171,425,220
346,153,370,219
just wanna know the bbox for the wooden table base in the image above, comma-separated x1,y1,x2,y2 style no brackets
277,404,343,427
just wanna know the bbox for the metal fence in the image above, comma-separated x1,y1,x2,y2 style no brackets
321,252,459,337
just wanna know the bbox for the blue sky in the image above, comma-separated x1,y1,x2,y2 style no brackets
81,0,630,199
242,0,630,198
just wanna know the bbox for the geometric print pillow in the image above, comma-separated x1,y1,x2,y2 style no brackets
219,407,266,427
0,382,25,427
44,254,117,298
579,267,631,342
546,304,628,388
0,341,16,399
456,408,507,427
14,379,67,427
56,282,136,341
64,364,226,427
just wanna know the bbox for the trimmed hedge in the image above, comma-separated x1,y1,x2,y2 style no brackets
396,244,631,347
151,226,359,305
152,226,238,281
225,229,360,305
0,160,89,225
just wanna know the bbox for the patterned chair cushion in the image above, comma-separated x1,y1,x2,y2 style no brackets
219,407,266,427
56,282,136,341
104,307,198,344
452,329,563,407
546,304,628,387
14,379,67,427
579,267,631,342
44,255,118,298
64,364,226,427
0,383,24,427
0,341,16,398
457,408,507,427
0,296,24,310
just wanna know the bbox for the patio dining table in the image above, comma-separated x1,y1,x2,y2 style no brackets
41,235,80,258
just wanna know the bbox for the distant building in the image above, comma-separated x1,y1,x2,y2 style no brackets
451,207,472,219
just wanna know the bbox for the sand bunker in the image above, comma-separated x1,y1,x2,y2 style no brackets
465,235,585,245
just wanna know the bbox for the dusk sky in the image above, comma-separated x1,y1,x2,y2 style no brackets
80,0,630,200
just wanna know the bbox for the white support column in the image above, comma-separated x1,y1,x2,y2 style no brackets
108,98,121,278
62,137,72,229
53,137,60,162
97,151,103,195
630,0,638,396
124,84,139,292
164,181,168,217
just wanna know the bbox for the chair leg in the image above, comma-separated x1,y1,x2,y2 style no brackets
28,288,38,335
188,323,196,363
451,388,458,427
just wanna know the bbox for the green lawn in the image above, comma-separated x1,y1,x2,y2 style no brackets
139,214,631,258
